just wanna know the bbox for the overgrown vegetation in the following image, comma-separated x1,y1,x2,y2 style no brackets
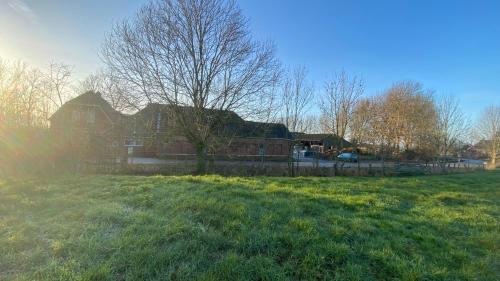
1,171,499,280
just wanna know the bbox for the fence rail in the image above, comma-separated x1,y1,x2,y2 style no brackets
75,159,485,177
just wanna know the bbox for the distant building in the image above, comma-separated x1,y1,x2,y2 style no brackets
469,140,497,159
292,133,351,154
50,92,292,161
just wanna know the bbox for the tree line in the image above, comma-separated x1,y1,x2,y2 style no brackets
275,65,498,166
1,0,499,171
0,59,73,128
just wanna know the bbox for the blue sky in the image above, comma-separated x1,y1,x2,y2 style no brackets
1,0,499,118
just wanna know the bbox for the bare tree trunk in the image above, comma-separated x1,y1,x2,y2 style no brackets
356,146,360,176
196,143,207,175
381,143,385,176
491,148,497,167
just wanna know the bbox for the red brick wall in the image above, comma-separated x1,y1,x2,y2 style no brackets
156,136,290,159
51,104,291,161
51,104,114,134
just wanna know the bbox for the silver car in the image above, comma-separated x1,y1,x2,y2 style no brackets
337,152,358,162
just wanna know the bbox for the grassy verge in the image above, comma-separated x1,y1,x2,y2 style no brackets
1,171,499,280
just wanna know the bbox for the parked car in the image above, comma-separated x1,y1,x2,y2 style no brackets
337,152,358,162
461,159,488,165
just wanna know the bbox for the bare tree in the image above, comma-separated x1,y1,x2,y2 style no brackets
276,66,314,175
77,72,102,93
477,105,500,167
78,69,134,112
376,81,437,159
0,59,24,127
350,98,373,146
349,82,438,166
351,98,378,173
435,95,470,165
302,115,321,134
44,61,73,108
19,68,45,127
279,66,314,133
320,71,364,146
101,0,280,173
0,58,53,128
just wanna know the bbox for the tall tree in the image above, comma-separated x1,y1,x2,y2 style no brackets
350,98,373,146
44,61,73,108
19,68,45,127
320,71,363,144
279,66,314,133
302,115,322,134
435,95,470,164
477,105,500,167
276,66,314,175
102,0,280,173
78,69,134,112
0,58,57,128
377,81,437,158
349,82,438,161
0,59,23,127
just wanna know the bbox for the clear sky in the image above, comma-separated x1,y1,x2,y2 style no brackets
1,0,499,118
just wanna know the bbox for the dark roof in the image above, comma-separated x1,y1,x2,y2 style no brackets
293,133,352,147
134,103,291,139
136,103,244,122
51,96,292,139
49,91,122,122
234,121,291,139
293,133,332,141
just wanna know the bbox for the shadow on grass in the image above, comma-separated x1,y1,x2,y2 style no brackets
0,170,498,280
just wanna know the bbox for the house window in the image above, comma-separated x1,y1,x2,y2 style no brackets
87,108,96,124
72,110,80,122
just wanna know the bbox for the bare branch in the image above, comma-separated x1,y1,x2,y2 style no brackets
320,71,364,141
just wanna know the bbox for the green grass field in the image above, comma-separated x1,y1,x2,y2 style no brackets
1,171,499,281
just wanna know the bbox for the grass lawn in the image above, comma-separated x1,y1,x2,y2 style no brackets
1,171,499,281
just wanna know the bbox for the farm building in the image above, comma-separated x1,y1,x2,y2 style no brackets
293,133,352,154
50,91,292,161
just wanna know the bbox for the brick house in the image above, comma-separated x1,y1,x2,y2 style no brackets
49,92,126,160
50,92,292,161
